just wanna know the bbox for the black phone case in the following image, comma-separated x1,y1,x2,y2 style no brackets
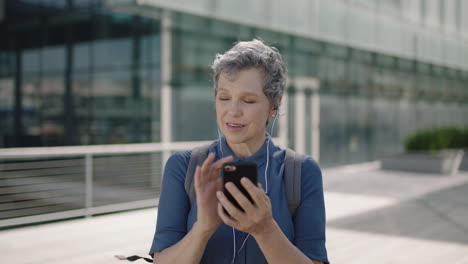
222,161,258,212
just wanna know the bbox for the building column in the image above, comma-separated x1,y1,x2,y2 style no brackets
64,24,76,145
294,86,306,155
160,9,173,176
294,77,320,161
14,42,22,147
131,16,142,143
278,92,288,148
310,86,320,162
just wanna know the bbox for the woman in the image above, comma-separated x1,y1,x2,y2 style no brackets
149,39,329,264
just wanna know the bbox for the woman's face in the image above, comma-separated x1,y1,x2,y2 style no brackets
215,68,273,148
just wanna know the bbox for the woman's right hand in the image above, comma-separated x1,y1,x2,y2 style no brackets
194,153,233,234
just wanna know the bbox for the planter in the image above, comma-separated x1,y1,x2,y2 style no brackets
459,148,468,171
381,149,464,175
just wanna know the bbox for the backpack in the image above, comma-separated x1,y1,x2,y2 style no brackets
184,143,305,216
115,144,304,263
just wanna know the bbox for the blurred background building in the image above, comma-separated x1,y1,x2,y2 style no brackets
1,0,468,164
0,0,467,227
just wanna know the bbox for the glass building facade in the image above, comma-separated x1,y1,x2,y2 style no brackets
0,0,161,147
1,0,468,167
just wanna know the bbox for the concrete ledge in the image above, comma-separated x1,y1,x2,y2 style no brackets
323,160,382,175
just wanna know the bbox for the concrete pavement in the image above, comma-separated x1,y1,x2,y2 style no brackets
1,164,468,263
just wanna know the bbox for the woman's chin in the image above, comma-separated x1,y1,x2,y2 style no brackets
224,135,244,144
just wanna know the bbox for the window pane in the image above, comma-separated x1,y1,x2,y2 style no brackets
92,70,132,144
0,78,15,147
93,38,132,69
41,75,65,146
140,34,161,67
42,45,66,73
22,75,42,146
21,49,41,74
73,43,91,70
172,85,217,141
73,72,92,145
21,74,65,147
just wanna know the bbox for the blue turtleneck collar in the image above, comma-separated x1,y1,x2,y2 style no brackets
215,134,277,167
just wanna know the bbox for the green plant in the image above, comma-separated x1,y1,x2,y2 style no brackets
404,126,468,152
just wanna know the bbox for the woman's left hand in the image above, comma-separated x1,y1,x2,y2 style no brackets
216,178,275,236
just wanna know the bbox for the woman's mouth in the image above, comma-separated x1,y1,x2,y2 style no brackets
226,122,245,131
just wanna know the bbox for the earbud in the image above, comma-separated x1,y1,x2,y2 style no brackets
271,106,278,117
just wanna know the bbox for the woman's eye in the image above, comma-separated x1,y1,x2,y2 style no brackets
218,97,229,101
244,100,256,104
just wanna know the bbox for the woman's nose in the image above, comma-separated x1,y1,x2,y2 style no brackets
228,101,242,116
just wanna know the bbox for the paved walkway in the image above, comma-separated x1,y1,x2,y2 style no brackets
1,164,468,264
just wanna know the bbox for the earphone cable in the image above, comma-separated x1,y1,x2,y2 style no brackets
264,112,278,194
221,112,279,264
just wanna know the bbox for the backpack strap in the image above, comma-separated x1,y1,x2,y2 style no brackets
184,144,211,206
284,148,303,216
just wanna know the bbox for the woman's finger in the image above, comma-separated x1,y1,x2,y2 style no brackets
209,155,233,181
216,177,223,192
217,203,237,227
200,153,216,185
257,182,270,204
201,153,215,172
241,178,266,207
216,190,243,221
225,182,255,213
212,155,233,169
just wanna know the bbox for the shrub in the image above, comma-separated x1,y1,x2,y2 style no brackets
404,126,468,152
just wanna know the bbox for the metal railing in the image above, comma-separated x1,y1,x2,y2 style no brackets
0,140,212,228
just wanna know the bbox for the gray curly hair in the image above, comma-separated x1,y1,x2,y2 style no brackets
211,39,287,110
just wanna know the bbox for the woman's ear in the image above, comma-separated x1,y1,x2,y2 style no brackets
271,96,283,116
277,96,283,106
270,108,277,116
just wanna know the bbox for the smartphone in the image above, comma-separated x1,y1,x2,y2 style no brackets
222,161,258,212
